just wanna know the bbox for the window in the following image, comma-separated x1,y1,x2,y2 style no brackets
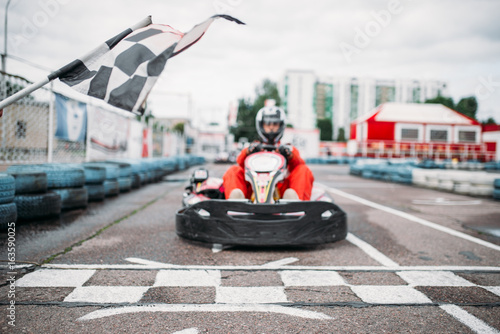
16,120,27,138
401,128,419,141
458,131,476,142
430,129,448,142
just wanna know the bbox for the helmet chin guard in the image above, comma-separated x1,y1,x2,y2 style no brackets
255,106,286,145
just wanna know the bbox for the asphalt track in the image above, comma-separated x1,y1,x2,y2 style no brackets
0,163,499,333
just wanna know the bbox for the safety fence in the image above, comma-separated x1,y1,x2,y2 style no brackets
0,71,185,170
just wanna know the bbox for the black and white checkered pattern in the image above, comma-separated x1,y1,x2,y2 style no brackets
50,15,244,115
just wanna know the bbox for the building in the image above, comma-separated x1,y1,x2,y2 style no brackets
348,102,491,161
281,70,447,140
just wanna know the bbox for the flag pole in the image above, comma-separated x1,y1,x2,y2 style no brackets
0,16,152,111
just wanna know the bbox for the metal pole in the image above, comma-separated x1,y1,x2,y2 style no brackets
47,81,54,162
2,0,12,73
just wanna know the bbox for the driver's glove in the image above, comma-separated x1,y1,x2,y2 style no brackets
278,144,293,160
247,142,263,155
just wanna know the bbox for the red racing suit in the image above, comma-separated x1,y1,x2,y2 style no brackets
222,144,314,200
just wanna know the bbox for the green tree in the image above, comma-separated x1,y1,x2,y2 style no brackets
455,96,478,120
424,95,455,110
230,98,255,142
253,79,281,111
172,122,184,135
231,79,282,142
317,118,333,141
336,127,346,142
481,117,497,125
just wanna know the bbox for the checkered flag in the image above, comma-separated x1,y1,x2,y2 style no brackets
49,15,244,115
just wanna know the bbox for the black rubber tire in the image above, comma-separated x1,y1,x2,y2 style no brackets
14,192,61,221
85,184,106,201
52,187,88,210
0,202,17,229
104,180,119,197
84,162,120,180
8,170,48,194
105,161,132,178
118,177,132,193
494,178,500,189
131,174,141,189
0,174,15,204
81,165,106,184
138,173,147,185
493,188,500,200
7,164,85,189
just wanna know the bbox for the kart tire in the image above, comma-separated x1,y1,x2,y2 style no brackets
85,184,106,201
118,177,132,193
0,202,17,229
7,164,85,189
104,180,119,197
8,170,47,194
52,187,88,210
494,178,500,189
0,174,15,204
14,192,61,221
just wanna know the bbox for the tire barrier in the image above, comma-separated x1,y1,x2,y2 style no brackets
0,202,17,230
8,170,48,194
14,192,62,221
104,180,120,197
4,156,204,223
493,178,500,200
85,184,106,201
7,164,85,189
118,177,132,193
349,159,500,198
0,173,17,230
0,173,16,204
52,187,88,210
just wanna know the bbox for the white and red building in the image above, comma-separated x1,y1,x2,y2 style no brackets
349,103,495,161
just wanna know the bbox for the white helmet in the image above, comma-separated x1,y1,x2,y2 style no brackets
255,106,286,144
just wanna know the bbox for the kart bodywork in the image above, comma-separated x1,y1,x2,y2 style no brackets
175,149,347,246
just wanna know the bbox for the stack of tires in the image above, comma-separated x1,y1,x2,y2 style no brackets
46,165,88,211
81,164,107,202
84,162,120,197
493,178,500,200
0,173,16,229
106,161,133,193
6,165,77,220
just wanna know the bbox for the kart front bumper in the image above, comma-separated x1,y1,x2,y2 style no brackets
175,200,347,246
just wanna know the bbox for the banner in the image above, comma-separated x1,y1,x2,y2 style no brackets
55,93,87,142
282,128,320,159
87,105,129,160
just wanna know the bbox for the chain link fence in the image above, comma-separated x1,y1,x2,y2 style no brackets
1,71,57,167
1,71,187,171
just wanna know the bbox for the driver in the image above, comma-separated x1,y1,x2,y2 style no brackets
223,106,314,200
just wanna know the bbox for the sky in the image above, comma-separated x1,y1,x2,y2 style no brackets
1,0,500,128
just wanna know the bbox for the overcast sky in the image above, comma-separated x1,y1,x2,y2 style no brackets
2,0,500,127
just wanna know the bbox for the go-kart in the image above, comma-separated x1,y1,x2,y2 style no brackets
175,145,347,246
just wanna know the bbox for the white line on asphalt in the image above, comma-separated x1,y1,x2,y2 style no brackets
440,304,500,334
261,257,299,267
321,185,500,252
173,329,199,334
346,233,399,267
216,287,287,304
43,262,500,272
76,304,333,321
